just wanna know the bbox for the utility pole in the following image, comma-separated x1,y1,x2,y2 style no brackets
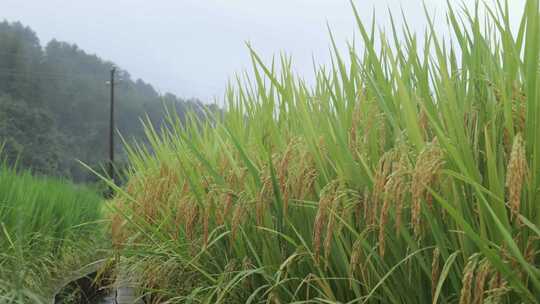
109,66,116,186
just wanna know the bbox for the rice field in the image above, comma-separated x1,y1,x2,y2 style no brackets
0,163,104,303
108,1,540,303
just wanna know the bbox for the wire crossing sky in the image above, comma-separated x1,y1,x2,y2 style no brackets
2,0,527,102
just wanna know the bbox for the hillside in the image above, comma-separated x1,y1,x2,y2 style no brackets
0,20,209,181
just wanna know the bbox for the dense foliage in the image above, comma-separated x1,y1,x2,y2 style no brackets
0,162,104,303
111,1,540,303
0,21,209,181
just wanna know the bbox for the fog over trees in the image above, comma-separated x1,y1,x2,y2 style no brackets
0,21,208,181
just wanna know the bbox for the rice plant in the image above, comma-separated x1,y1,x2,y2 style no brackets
0,163,104,303
111,1,540,303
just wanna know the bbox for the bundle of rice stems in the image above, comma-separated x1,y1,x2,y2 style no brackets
109,1,540,303
0,164,104,303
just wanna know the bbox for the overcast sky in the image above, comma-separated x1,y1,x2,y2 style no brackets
2,0,527,102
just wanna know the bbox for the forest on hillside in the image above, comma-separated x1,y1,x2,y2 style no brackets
0,21,210,182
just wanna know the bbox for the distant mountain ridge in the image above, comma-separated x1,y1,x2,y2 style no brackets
0,20,208,181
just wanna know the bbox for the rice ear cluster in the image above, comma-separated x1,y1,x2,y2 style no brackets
419,104,430,140
472,259,491,304
219,192,234,226
312,180,340,262
256,173,272,226
299,167,317,200
323,193,342,263
349,95,363,152
231,195,248,243
184,202,199,242
375,150,404,256
388,150,409,234
371,151,397,229
278,141,294,217
524,236,537,265
411,139,444,237
511,83,527,133
202,205,211,246
349,238,363,275
378,194,390,257
293,147,317,200
505,133,527,222
459,257,478,304
360,187,370,228
486,269,508,304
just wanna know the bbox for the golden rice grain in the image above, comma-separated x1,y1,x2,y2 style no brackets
506,133,527,222
231,200,246,243
313,181,339,262
459,257,478,304
411,139,444,238
203,206,210,246
185,203,199,241
472,260,490,304
323,210,336,263
378,192,390,257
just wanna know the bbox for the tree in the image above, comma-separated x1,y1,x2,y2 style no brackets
0,20,207,181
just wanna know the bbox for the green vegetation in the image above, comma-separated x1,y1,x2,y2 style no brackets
0,21,209,181
110,1,540,303
0,162,104,303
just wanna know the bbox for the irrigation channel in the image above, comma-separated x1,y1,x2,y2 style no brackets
53,260,144,304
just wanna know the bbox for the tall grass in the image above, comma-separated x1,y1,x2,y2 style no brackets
112,1,540,303
0,164,104,303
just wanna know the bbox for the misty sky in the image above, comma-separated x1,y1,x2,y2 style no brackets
2,0,527,102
